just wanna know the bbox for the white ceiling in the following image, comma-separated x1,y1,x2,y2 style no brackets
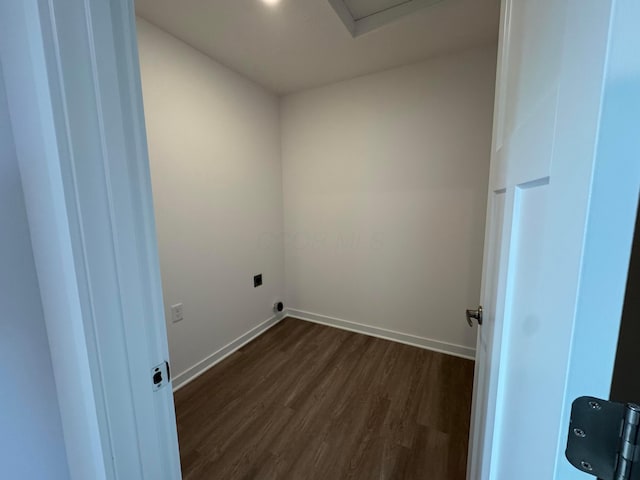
135,0,500,95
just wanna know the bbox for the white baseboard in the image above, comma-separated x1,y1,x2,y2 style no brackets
171,313,284,391
287,308,476,360
172,308,474,392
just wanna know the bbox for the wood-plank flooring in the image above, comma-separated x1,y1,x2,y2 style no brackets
174,317,475,480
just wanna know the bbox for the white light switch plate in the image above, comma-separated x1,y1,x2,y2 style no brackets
171,303,184,323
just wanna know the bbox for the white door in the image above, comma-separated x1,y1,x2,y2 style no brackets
468,0,640,479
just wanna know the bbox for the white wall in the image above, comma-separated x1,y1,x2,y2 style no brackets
137,19,285,380
0,63,69,479
281,46,496,354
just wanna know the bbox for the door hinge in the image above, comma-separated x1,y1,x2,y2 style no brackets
151,361,171,392
566,396,640,480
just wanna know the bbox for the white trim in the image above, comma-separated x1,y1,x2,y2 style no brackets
327,0,356,36
172,308,474,392
328,0,446,37
172,314,285,391
1,1,182,478
0,3,108,477
287,308,476,360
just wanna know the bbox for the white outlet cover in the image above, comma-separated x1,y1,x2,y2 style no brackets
171,303,184,323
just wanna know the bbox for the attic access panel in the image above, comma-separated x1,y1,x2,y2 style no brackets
328,0,446,37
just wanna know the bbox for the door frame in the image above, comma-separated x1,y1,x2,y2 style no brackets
1,0,639,479
0,1,181,478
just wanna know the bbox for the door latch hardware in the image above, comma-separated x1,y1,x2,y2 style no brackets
151,361,171,392
466,306,483,327
566,396,640,480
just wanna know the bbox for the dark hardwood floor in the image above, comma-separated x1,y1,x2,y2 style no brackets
174,317,475,480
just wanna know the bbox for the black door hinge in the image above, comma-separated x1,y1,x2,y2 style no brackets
566,396,640,480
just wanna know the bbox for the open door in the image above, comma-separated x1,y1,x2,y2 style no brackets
467,0,640,479
2,0,637,478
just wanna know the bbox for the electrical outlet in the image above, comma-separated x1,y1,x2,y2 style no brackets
171,303,184,323
273,301,284,314
254,274,263,288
